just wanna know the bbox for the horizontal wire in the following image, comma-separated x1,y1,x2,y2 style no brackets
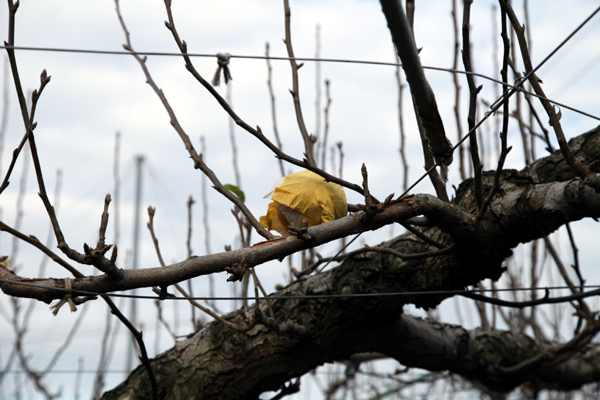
6,44,403,64
1,45,597,122
0,278,596,301
1,370,131,375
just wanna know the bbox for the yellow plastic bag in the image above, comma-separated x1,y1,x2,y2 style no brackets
260,170,347,236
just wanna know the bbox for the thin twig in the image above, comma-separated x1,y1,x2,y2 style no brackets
4,10,67,247
0,56,9,178
265,43,286,177
395,57,409,191
10,140,29,270
199,137,219,312
0,132,27,195
146,206,241,330
361,163,374,207
565,223,584,287
249,268,274,318
474,282,490,329
321,79,331,171
451,0,466,181
543,236,590,317
227,84,241,188
350,243,455,261
461,288,600,310
97,194,111,249
283,0,316,167
314,25,322,164
507,58,532,164
186,196,196,327
398,223,446,249
475,2,511,221
461,0,483,211
336,142,344,180
102,295,158,400
0,220,81,277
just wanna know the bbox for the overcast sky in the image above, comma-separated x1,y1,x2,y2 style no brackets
1,1,600,398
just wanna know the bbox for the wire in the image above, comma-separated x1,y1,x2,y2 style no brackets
525,5,600,79
0,278,597,301
0,45,597,122
317,232,362,274
1,370,130,374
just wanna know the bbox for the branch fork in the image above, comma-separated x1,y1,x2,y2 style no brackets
226,257,247,282
288,220,313,241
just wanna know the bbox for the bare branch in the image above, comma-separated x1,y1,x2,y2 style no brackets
321,79,331,171
283,0,316,167
461,0,483,211
1,194,477,301
101,295,158,400
380,0,453,181
345,243,455,261
543,236,590,317
476,2,512,221
265,42,286,177
0,219,81,277
395,58,409,191
451,0,466,181
501,0,600,193
146,205,242,330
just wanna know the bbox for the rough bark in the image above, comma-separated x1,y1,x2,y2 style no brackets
99,127,600,399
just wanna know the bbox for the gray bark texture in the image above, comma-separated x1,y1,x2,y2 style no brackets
98,126,600,399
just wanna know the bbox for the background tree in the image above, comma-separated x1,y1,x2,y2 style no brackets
1,0,600,399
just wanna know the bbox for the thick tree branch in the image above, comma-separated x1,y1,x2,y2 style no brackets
3,127,600,305
100,290,600,399
380,0,453,182
0,194,474,303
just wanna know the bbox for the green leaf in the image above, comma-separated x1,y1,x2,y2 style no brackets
224,184,245,203
275,284,284,291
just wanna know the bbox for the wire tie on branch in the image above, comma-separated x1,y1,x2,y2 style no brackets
514,76,527,92
430,139,454,183
211,52,232,86
50,277,78,315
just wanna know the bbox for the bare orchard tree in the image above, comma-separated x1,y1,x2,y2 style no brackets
1,0,600,399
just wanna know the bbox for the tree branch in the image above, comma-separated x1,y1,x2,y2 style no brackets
282,0,316,167
3,126,600,304
380,0,453,182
